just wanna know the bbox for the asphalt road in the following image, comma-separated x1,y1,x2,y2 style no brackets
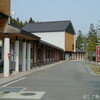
0,61,100,100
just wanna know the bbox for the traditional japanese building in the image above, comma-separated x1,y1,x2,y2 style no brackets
0,0,64,77
0,0,85,78
23,21,76,60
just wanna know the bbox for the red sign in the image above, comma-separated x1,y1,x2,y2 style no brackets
96,46,100,62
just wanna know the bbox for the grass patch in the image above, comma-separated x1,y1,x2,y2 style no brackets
87,63,100,74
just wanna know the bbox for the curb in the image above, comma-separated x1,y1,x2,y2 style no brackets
85,63,96,76
83,62,100,76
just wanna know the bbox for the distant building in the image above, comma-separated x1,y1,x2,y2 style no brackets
23,21,76,60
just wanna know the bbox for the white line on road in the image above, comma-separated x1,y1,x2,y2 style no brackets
2,77,26,88
84,63,96,76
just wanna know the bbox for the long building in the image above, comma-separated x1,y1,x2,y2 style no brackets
0,0,65,77
23,20,76,60
0,0,85,78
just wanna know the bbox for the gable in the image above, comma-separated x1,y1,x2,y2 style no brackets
65,23,76,35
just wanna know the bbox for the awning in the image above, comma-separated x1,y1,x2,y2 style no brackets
0,24,40,41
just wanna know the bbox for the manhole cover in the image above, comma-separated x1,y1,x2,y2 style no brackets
21,93,36,96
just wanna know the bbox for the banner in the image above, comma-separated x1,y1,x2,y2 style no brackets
96,46,100,62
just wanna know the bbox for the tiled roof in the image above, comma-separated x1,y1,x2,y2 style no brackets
3,23,40,40
22,20,76,34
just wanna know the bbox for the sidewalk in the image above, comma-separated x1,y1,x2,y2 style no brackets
0,61,64,85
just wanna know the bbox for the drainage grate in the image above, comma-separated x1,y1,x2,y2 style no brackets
21,92,36,96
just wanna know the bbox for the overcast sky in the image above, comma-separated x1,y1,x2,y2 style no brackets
11,0,100,35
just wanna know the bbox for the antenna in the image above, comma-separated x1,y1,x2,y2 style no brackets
8,10,16,24
10,10,16,16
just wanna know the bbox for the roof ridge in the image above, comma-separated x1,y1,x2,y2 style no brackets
27,20,71,25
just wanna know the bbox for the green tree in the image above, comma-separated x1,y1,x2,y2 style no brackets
10,17,36,27
76,30,85,50
97,23,100,44
24,21,28,25
83,35,88,52
86,24,98,60
10,17,25,27
29,17,35,23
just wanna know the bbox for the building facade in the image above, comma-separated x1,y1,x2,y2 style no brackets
23,21,76,60
0,0,64,77
0,0,85,78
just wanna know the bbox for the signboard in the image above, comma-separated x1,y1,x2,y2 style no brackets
96,46,100,62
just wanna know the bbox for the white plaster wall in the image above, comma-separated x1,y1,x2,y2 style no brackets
33,32,65,50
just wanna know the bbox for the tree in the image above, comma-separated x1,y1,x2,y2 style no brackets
97,23,100,44
86,24,98,60
28,17,35,23
24,21,28,25
10,17,36,27
76,30,85,50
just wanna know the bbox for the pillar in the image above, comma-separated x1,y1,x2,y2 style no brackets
53,49,55,62
41,45,44,64
43,47,46,64
27,43,31,71
15,40,19,73
36,42,38,65
2,41,4,60
52,48,53,62
4,37,10,77
22,41,26,71
54,49,56,61
34,42,36,65
45,46,47,63
49,47,51,63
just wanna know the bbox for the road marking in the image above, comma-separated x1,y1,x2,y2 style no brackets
0,91,46,99
84,63,96,76
2,77,26,88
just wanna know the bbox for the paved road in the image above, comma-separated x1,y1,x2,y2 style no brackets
0,61,100,100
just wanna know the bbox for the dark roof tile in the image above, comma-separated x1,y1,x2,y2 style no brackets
22,20,75,34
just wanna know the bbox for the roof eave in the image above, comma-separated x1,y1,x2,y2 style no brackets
0,12,9,18
31,30,65,33
21,30,40,40
3,24,40,40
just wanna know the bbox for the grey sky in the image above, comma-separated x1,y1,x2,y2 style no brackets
11,0,100,34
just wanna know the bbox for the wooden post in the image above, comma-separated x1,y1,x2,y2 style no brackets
46,46,47,63
36,42,38,65
49,47,51,63
33,42,34,66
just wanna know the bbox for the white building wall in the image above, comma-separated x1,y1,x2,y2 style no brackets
33,32,65,50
